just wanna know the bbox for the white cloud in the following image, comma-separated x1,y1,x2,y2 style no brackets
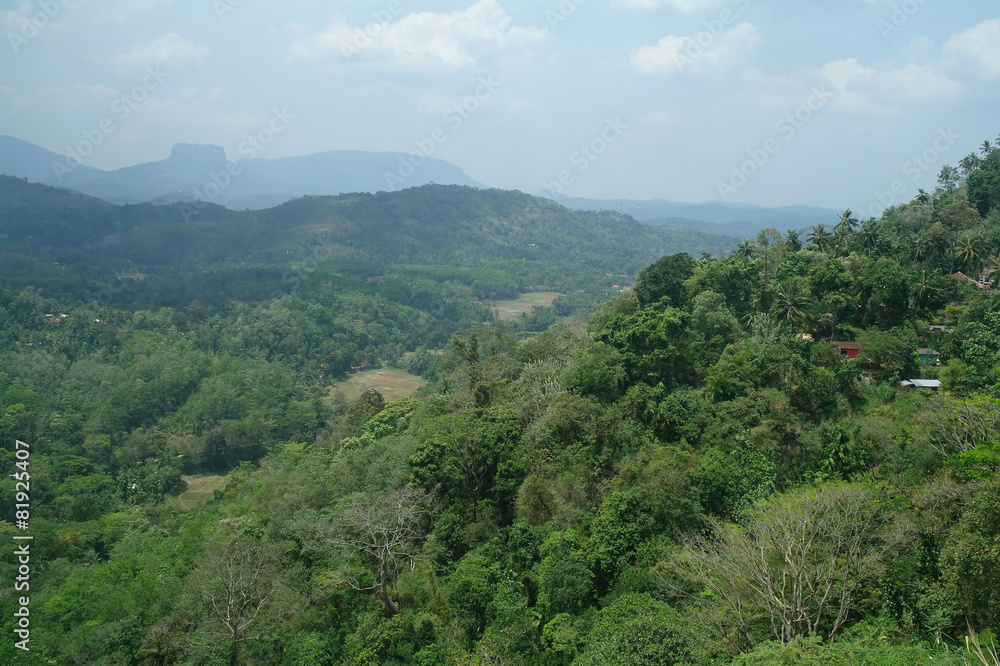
288,0,547,69
630,22,760,76
941,18,1000,80
814,57,961,115
114,33,210,67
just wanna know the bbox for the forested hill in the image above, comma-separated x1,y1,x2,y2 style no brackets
0,178,736,301
3,143,1000,664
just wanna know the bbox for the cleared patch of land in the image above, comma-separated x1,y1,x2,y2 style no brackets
332,368,427,402
492,291,563,321
174,474,228,510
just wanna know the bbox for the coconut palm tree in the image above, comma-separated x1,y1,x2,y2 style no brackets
735,239,755,259
912,270,937,306
858,219,879,256
981,140,994,158
771,279,813,330
808,224,830,253
915,189,931,205
957,235,986,277
835,209,859,235
785,229,802,252
960,153,983,177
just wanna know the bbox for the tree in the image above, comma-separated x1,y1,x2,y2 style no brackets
736,239,756,259
980,140,993,158
324,488,432,615
633,252,696,308
771,278,813,330
755,228,785,282
960,153,983,177
596,302,689,389
968,151,1000,218
858,219,880,256
808,224,831,253
917,394,1000,458
410,407,522,521
835,209,859,237
191,539,286,666
957,235,987,277
576,593,702,666
668,483,887,646
938,165,961,194
911,270,937,309
938,477,1000,632
785,229,802,252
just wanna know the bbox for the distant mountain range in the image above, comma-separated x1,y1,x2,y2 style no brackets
546,195,842,239
0,135,838,236
0,135,483,209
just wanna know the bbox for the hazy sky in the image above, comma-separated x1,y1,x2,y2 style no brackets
1,0,998,213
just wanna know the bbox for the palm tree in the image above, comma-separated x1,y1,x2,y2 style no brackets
785,229,802,252
912,270,937,306
835,209,859,235
981,140,993,158
808,224,830,253
771,279,813,330
960,153,983,177
735,239,755,259
858,219,879,256
915,189,931,205
956,235,986,277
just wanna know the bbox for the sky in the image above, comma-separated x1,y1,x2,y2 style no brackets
1,0,998,214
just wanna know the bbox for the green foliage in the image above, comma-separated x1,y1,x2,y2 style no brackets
690,439,776,518
410,407,522,522
937,477,1000,630
576,592,702,665
6,156,1000,663
634,252,695,307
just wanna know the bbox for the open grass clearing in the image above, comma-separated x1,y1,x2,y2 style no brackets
491,291,563,321
174,474,228,511
331,368,427,402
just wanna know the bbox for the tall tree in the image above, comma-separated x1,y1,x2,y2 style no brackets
735,239,755,259
808,224,831,253
785,228,802,251
323,488,433,615
192,539,286,666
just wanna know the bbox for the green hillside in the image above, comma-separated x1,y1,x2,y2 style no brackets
1,141,1000,664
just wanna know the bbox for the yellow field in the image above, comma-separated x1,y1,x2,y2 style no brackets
174,474,228,510
491,291,563,321
332,368,427,401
